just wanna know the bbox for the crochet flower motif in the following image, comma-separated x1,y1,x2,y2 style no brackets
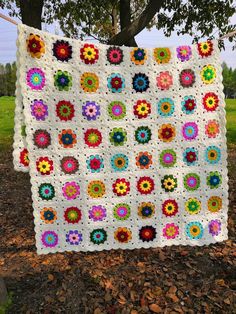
162,199,178,217
62,181,80,200
80,43,99,64
202,92,219,111
89,205,106,222
107,73,125,93
31,99,48,121
160,149,176,168
54,70,72,91
20,148,29,167
185,198,201,215
139,226,156,242
179,69,195,87
84,128,102,147
113,203,131,220
181,96,196,114
38,183,55,201
133,100,151,119
138,202,155,219
132,73,149,92
87,180,106,198
184,173,200,191
36,157,53,175
53,40,72,62
80,72,99,92
90,229,107,245
156,71,173,90
108,101,126,120
135,126,152,144
201,65,216,84
183,148,198,166
26,34,45,58
58,129,77,148
207,196,222,213
182,122,198,141
158,124,176,142
40,207,57,224
205,146,221,164
114,227,132,243
56,101,75,121
107,46,123,64
41,231,58,248
206,171,222,189
163,223,179,239
33,129,51,149
60,156,79,174
208,219,221,236
27,68,45,90
135,151,152,169
111,154,129,172
109,128,127,146
186,222,203,240
137,176,154,195
205,120,220,138
86,155,104,173
176,46,192,62
198,41,213,58
161,175,177,192
64,207,82,224
82,101,100,121
153,47,171,64
112,178,130,197
130,48,147,65
157,98,174,117
66,230,83,245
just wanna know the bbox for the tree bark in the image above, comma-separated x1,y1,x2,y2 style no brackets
119,0,137,46
109,0,164,46
111,6,118,36
19,0,44,29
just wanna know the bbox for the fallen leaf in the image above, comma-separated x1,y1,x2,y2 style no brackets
224,298,231,305
215,279,228,287
149,303,162,313
104,292,112,302
47,274,54,281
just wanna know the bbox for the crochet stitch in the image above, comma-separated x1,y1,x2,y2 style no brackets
13,24,228,254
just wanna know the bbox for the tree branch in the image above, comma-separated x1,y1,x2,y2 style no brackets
109,0,164,46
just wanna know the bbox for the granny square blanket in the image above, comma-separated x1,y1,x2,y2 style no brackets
13,24,228,254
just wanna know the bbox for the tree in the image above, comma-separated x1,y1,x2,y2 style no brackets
0,0,236,47
222,62,236,98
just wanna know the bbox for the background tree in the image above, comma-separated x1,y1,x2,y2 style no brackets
222,62,236,98
0,0,235,47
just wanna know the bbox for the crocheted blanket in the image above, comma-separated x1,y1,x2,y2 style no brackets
13,24,228,254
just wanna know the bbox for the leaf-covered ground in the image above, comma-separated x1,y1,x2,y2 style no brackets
0,148,235,314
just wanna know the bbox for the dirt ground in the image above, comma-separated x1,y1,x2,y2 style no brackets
0,148,235,314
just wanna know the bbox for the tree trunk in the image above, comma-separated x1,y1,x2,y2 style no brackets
111,6,118,36
19,0,44,29
119,0,137,46
109,0,164,46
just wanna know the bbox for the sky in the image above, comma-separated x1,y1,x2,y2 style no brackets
0,8,235,67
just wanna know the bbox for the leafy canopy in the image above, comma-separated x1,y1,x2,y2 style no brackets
0,0,235,47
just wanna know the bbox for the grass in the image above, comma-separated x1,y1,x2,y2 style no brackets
225,99,236,145
0,96,236,151
0,96,15,151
